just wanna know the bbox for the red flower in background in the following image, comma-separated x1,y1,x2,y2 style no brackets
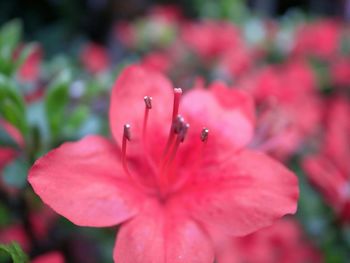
293,20,340,60
15,44,42,83
29,65,298,262
303,98,350,221
216,44,254,80
216,219,321,263
330,57,350,88
80,43,110,74
0,225,30,252
32,251,65,263
0,120,24,171
141,51,172,73
181,21,242,59
242,61,321,160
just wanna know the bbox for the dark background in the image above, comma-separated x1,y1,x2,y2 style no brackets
0,0,344,44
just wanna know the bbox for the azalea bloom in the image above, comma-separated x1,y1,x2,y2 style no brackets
32,251,65,263
0,224,30,252
29,65,298,262
241,61,321,160
330,57,350,88
15,44,42,83
216,219,321,263
293,20,340,60
141,51,172,73
80,43,110,74
303,98,350,221
181,21,242,60
216,44,253,81
0,120,24,172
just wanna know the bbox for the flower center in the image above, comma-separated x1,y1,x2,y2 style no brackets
120,88,209,199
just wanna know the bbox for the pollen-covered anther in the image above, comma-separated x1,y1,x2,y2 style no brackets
200,128,209,142
179,123,190,142
123,124,131,141
144,96,152,109
172,115,185,134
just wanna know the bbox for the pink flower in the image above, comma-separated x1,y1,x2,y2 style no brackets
181,21,242,60
16,44,42,83
32,251,65,263
216,44,253,80
29,65,298,262
330,57,350,88
141,51,172,73
0,120,24,172
303,98,350,221
216,219,321,263
293,20,340,60
80,43,110,74
241,62,321,160
0,225,30,252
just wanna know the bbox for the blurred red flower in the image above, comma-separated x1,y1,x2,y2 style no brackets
181,21,242,59
243,61,321,160
32,251,65,263
0,120,24,171
80,43,110,74
303,98,350,221
141,51,172,73
15,44,42,83
216,219,322,263
0,225,30,252
29,65,298,262
331,57,350,88
293,20,340,60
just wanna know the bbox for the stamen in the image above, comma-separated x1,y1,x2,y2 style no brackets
170,127,209,194
162,115,184,159
178,123,190,142
200,128,209,142
144,96,152,109
173,115,185,134
159,122,189,193
166,123,189,168
143,96,152,140
123,124,131,141
122,124,131,175
121,124,158,195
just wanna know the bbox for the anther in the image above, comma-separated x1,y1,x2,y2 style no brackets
200,128,209,142
173,115,185,134
179,123,190,142
144,96,152,109
124,124,131,141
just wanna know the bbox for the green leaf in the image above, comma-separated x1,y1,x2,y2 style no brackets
45,70,71,139
0,74,27,135
2,158,29,189
0,242,29,263
0,20,22,76
0,19,22,51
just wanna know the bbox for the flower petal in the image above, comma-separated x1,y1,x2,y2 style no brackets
181,85,254,151
32,252,65,263
114,202,214,263
109,65,173,152
28,135,142,227
180,149,298,237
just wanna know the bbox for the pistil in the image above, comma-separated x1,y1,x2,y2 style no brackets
162,88,183,158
